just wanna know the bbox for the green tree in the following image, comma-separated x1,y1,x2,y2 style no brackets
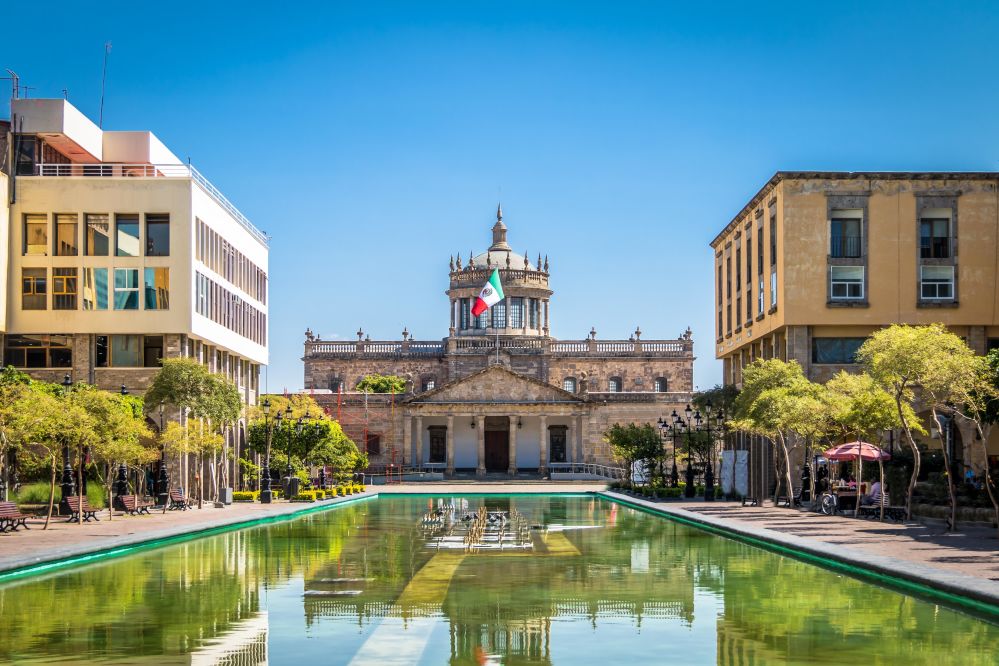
857,324,969,521
731,359,828,505
604,423,662,487
355,374,407,394
0,367,33,500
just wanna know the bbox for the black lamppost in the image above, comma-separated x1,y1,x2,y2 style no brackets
114,385,129,507
59,375,76,512
260,398,275,503
156,403,170,506
656,416,679,487
676,404,698,498
700,400,726,502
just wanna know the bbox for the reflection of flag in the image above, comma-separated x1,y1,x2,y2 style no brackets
471,269,504,316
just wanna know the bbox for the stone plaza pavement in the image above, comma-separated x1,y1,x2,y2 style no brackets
2,482,998,604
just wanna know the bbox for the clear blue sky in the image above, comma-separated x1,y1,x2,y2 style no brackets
6,1,999,392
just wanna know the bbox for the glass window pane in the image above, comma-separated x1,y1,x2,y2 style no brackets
145,214,170,256
144,268,170,310
55,214,78,256
143,336,164,368
114,268,139,310
509,297,524,328
24,214,47,256
86,214,110,256
115,214,140,257
21,268,46,310
110,335,141,367
83,268,109,310
53,268,78,310
95,336,109,368
491,300,507,328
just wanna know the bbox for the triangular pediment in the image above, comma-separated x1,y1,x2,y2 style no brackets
407,365,585,404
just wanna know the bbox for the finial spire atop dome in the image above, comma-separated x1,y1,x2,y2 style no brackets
489,203,511,251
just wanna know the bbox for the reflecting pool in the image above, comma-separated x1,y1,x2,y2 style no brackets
1,495,998,664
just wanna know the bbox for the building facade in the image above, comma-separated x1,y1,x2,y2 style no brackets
711,172,999,483
1,97,268,487
303,208,693,477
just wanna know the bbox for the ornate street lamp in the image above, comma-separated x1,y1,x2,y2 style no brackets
156,403,170,506
656,416,679,487
59,374,76,512
313,421,325,490
260,399,274,503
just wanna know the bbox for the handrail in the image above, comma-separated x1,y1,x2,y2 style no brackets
548,462,627,480
31,162,268,245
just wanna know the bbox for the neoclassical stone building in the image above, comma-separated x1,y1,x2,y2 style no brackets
302,207,694,477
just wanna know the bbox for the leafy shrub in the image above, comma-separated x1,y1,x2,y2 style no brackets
14,481,53,505
292,493,316,502
233,491,258,501
355,374,407,394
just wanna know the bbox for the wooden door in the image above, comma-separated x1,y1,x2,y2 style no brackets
484,431,509,472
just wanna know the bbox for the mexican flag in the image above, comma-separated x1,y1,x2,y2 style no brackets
471,269,504,316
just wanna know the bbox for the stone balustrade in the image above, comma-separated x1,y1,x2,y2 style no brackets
305,336,693,359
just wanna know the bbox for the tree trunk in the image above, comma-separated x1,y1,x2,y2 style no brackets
772,440,782,505
44,454,56,530
931,407,957,531
969,418,999,537
779,433,794,509
896,395,921,521
77,446,84,526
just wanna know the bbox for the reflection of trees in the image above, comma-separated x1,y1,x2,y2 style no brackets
0,504,366,662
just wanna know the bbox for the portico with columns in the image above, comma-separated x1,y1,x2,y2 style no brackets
401,365,588,476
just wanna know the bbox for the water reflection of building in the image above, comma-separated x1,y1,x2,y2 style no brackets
302,497,697,663
189,611,268,666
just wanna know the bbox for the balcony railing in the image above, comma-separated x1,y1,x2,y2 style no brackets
830,235,862,258
28,162,267,245
305,336,693,358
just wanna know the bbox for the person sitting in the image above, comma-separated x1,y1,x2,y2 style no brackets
860,480,883,506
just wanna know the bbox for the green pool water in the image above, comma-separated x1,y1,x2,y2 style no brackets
1,495,997,665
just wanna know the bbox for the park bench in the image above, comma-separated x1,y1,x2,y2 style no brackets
168,488,191,511
65,496,99,523
777,487,802,508
119,495,154,516
857,492,906,522
0,501,30,532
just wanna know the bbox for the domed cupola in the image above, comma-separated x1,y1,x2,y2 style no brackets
446,206,553,338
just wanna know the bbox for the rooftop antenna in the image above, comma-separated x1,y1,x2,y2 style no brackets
62,89,69,100
18,85,35,98
99,41,111,128
4,70,19,100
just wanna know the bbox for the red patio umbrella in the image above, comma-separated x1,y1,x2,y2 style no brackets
822,442,891,519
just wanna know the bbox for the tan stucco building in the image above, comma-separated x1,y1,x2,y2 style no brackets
711,172,999,480
302,208,694,478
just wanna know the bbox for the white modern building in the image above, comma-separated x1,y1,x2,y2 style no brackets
2,97,268,418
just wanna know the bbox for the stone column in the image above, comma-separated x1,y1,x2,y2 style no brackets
402,413,411,467
446,415,455,476
543,300,550,332
567,416,576,464
575,415,584,463
539,415,548,474
476,416,486,477
580,414,590,463
508,415,518,476
415,416,423,469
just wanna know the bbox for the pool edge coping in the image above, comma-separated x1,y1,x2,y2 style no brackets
599,490,999,618
0,492,379,582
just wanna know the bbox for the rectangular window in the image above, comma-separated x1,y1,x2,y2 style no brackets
770,268,777,307
55,214,79,256
3,335,72,368
718,308,723,335
758,276,765,315
549,427,567,463
83,268,109,310
85,214,110,256
509,297,524,328
717,264,723,305
746,288,752,320
770,214,777,266
460,298,470,329
757,226,764,273
143,336,164,368
109,334,141,367
14,135,38,175
145,214,170,256
144,267,170,310
920,265,955,300
53,268,78,310
920,218,951,259
529,298,539,329
726,303,732,334
830,265,864,300
746,236,753,283
115,214,140,257
24,214,48,256
366,433,382,457
736,297,742,324
428,427,446,463
22,268,47,310
113,268,140,310
726,257,732,298
831,218,862,258
491,300,507,328
735,247,742,288
812,338,866,364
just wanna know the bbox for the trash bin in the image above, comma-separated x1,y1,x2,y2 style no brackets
284,476,300,498
221,487,233,505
